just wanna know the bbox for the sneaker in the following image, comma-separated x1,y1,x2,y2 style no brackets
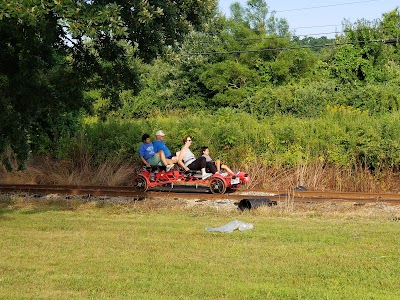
216,171,223,174
202,173,213,180
166,164,174,172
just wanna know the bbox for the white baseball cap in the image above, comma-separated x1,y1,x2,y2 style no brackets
155,130,165,136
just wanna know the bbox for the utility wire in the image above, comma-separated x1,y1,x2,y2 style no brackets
241,1,396,37
295,31,347,37
181,38,397,56
274,0,382,13
187,26,398,46
293,24,342,29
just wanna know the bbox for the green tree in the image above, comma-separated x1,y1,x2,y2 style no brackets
380,8,400,63
292,36,334,52
0,0,217,167
329,18,388,84
198,60,258,107
230,0,289,37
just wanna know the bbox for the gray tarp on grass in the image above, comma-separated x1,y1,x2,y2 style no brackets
205,220,254,233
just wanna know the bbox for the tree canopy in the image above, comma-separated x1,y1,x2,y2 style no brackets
1,0,400,169
0,0,218,167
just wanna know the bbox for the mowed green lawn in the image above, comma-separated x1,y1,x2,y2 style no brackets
1,197,400,300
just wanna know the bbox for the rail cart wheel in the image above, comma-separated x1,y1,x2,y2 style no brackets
209,177,226,194
133,175,148,192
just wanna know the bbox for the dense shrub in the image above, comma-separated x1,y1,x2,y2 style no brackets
27,108,400,172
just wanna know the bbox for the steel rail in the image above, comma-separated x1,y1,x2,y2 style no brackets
1,184,400,205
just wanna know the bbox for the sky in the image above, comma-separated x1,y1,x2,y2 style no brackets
218,0,399,37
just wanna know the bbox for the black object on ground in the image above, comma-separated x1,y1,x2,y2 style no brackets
236,198,277,211
293,186,307,191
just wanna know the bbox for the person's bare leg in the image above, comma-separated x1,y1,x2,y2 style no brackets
157,151,175,170
157,151,168,166
215,159,221,172
221,164,234,175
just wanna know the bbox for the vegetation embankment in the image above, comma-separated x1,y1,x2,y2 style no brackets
1,195,400,299
4,108,400,192
1,1,400,191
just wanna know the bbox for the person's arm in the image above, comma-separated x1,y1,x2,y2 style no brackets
177,148,189,171
140,156,150,167
139,144,150,167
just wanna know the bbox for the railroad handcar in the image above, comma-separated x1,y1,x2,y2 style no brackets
132,167,250,194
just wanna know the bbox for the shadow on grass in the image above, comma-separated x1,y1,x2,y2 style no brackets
0,196,86,216
0,197,15,218
0,208,15,220
0,194,146,217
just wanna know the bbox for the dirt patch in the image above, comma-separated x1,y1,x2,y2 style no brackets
3,192,400,221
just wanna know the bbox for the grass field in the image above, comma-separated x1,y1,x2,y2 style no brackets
1,195,400,299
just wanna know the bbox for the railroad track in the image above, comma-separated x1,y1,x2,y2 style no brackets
1,184,400,205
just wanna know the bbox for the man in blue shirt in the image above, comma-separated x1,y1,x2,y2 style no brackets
153,130,178,163
139,133,174,171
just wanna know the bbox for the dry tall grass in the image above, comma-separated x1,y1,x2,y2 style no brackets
242,161,400,192
2,157,400,192
0,157,136,186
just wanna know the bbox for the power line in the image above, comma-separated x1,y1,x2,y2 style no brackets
220,1,398,38
293,25,400,37
187,25,398,46
180,38,397,56
268,0,397,37
274,0,381,13
293,24,342,30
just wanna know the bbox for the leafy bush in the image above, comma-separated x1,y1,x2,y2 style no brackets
23,107,399,173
